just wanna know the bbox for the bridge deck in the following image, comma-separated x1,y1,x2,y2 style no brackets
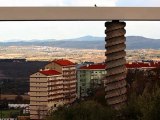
0,7,160,21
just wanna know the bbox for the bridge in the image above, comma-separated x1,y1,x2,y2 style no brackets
0,7,160,118
0,7,159,21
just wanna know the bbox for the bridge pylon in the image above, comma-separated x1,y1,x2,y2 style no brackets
104,20,127,110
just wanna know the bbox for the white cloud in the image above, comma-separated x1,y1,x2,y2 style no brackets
0,0,118,6
126,21,160,39
0,0,160,41
0,21,160,42
67,0,118,6
0,21,105,41
0,0,63,6
116,0,160,6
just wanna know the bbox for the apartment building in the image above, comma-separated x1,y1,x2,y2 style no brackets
30,59,77,120
45,59,77,104
77,63,106,98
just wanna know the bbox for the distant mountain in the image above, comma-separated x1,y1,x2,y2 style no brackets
126,36,160,49
3,39,56,43
1,36,160,50
62,35,103,41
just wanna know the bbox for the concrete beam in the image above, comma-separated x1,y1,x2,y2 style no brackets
0,7,160,21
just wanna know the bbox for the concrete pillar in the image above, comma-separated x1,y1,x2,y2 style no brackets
104,20,127,110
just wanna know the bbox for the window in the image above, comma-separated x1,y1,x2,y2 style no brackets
80,79,85,82
54,104,57,107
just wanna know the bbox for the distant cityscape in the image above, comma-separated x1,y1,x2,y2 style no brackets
0,46,105,63
1,45,160,63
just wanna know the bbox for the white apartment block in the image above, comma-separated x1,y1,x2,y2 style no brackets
30,59,77,120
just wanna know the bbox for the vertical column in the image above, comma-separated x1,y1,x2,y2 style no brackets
104,20,127,110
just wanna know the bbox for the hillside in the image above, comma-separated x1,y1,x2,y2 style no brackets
0,61,49,94
1,36,160,49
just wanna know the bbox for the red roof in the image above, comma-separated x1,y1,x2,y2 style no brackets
125,62,160,68
39,70,61,76
79,62,160,70
53,59,75,66
80,64,106,70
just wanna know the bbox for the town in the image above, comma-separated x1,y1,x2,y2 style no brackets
1,46,160,63
1,57,160,119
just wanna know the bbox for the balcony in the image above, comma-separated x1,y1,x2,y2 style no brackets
48,88,63,92
30,101,48,106
48,93,63,97
30,92,47,97
48,79,63,83
30,96,47,101
30,83,47,87
30,87,47,92
48,84,63,87
63,74,76,77
48,90,63,94
48,96,64,101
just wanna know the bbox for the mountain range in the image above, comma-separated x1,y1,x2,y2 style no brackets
1,36,160,50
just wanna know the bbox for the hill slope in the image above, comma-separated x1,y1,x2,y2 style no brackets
1,36,160,50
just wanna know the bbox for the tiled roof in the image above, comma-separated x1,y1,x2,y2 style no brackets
125,62,160,68
53,59,75,66
79,64,106,70
79,62,160,70
39,70,61,76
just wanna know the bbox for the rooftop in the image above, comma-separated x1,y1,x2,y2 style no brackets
53,59,75,66
79,61,160,70
126,62,160,68
39,70,61,76
79,63,106,70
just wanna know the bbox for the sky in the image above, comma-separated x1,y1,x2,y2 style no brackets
0,0,159,41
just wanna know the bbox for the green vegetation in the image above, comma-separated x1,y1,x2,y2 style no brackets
119,68,160,120
46,86,160,120
47,101,116,120
121,86,160,120
47,68,160,120
0,109,21,118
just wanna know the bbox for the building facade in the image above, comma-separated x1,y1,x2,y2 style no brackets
77,63,106,98
30,59,77,120
45,59,77,104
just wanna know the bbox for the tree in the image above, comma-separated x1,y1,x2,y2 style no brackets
138,85,160,120
47,101,116,120
1,98,8,109
121,93,142,120
15,95,23,104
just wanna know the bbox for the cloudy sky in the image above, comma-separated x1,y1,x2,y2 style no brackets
0,0,159,41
